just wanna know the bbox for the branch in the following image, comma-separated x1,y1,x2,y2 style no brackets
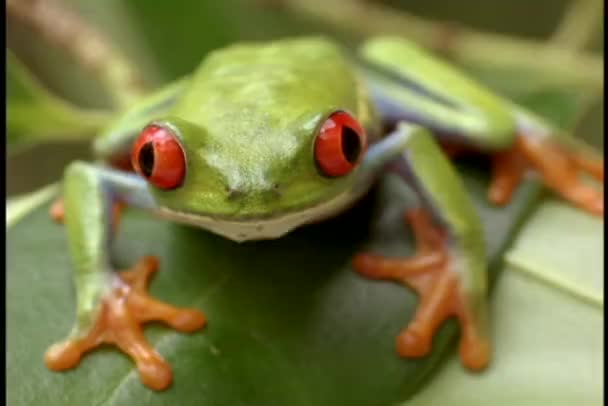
280,0,603,92
7,0,147,109
551,0,604,50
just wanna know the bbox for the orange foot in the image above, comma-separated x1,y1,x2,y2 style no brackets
44,256,207,391
489,135,604,216
352,208,490,370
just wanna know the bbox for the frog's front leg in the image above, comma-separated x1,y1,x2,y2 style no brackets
355,123,490,369
44,162,206,391
49,77,190,224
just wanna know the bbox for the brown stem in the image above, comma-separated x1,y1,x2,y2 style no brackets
7,0,147,109
551,0,604,51
279,0,603,92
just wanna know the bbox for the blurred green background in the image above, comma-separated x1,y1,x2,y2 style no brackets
7,0,604,195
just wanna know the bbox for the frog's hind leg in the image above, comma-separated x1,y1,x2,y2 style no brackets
358,37,603,216
487,140,528,205
488,135,604,216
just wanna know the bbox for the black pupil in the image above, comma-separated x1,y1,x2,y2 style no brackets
139,142,155,177
341,126,361,164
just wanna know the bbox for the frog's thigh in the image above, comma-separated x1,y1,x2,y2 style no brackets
354,123,490,370
359,38,603,215
359,37,516,146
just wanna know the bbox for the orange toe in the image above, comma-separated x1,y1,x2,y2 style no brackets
460,334,491,370
396,328,432,358
488,147,527,205
44,256,207,391
353,209,491,370
488,134,604,217
49,198,65,223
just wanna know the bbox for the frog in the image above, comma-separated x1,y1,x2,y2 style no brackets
44,37,604,391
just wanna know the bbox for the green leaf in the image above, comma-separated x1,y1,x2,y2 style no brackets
6,183,59,228
404,198,603,406
7,50,112,148
7,166,541,405
406,261,603,406
506,200,603,307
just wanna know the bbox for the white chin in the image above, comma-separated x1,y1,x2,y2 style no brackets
154,186,369,242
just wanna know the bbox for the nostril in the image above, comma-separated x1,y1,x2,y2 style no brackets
271,183,282,197
225,184,281,201
226,187,245,201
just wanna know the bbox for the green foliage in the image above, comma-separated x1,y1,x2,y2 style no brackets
7,168,541,405
7,50,111,148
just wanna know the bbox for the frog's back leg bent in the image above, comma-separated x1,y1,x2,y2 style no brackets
45,162,206,391
359,37,603,216
49,77,189,222
358,123,490,369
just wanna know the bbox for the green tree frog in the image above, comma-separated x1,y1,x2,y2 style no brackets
44,37,604,391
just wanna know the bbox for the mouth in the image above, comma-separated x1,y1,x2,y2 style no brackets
153,186,369,242
154,206,310,242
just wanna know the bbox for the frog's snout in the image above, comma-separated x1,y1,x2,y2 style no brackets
224,182,282,203
225,187,246,201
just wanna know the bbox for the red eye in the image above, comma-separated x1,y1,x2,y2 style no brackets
314,111,367,177
131,125,186,189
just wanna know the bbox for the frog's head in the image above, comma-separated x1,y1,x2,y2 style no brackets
130,109,375,241
129,38,378,241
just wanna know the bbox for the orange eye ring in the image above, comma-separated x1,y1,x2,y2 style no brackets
131,125,186,189
314,111,367,177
